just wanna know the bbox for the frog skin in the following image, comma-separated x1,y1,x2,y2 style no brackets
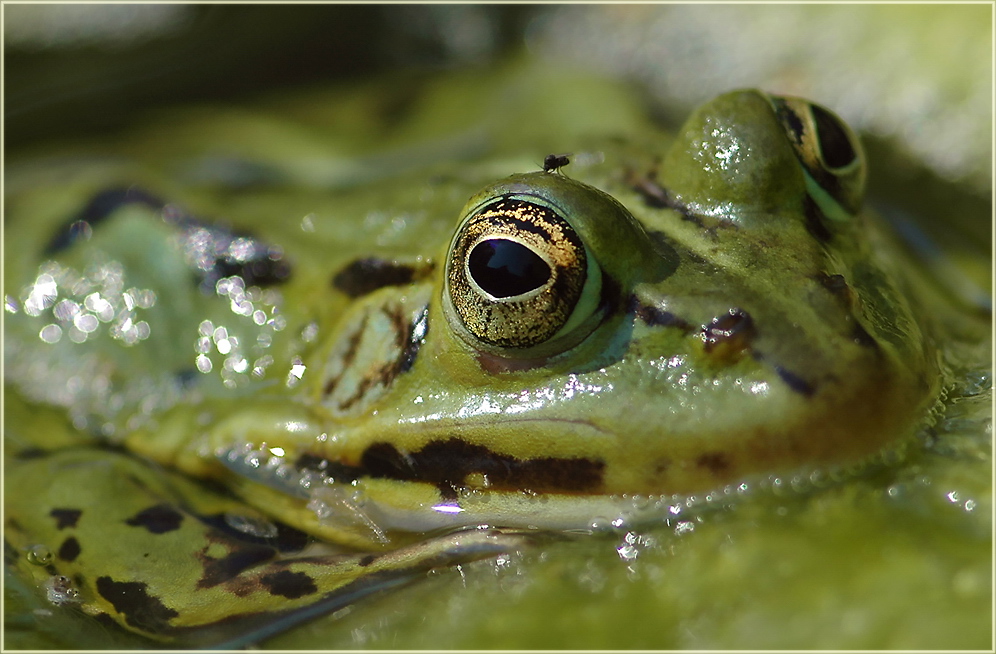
3,88,938,644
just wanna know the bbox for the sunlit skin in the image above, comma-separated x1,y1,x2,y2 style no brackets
4,89,937,644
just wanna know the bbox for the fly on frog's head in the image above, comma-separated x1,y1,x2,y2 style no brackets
541,153,571,174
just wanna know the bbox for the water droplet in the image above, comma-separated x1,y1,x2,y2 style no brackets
224,512,279,539
953,370,991,398
73,313,98,334
39,324,63,344
26,544,52,565
44,575,80,605
617,543,639,561
196,354,213,373
588,516,613,531
5,294,20,313
301,321,319,343
674,520,695,535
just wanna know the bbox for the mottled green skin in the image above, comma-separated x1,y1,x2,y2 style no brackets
4,71,940,645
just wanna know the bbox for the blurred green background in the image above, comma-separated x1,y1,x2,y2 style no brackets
7,3,991,293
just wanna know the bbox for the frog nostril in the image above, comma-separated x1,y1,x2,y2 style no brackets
701,308,756,362
468,239,551,299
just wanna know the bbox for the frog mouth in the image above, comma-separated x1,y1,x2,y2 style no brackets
220,432,608,500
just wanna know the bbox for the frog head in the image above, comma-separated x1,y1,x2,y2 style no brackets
242,90,933,543
98,91,935,548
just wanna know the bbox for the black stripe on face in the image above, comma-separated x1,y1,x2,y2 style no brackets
332,258,433,298
360,438,605,495
774,365,816,397
628,296,695,331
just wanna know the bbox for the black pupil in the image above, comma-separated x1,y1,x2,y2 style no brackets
468,239,551,298
811,104,856,169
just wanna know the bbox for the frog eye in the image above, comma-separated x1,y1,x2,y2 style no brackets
769,95,867,219
445,196,602,353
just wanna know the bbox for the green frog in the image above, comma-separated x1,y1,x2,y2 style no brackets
4,71,940,647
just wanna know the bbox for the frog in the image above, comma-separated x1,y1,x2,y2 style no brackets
3,76,940,647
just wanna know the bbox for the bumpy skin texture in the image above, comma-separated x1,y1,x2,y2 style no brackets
3,88,937,644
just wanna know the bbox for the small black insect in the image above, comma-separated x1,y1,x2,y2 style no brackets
542,153,571,173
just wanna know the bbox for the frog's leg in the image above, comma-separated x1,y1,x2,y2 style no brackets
4,446,529,647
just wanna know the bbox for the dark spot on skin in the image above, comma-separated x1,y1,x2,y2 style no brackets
803,195,833,243
625,166,671,209
702,308,756,361
197,544,277,589
44,187,164,254
58,537,81,562
96,576,179,632
332,257,431,298
358,554,377,567
125,504,183,534
361,438,605,495
630,296,695,331
775,366,816,397
4,540,20,565
50,508,82,530
14,448,48,460
626,169,707,227
696,452,730,476
44,563,59,576
260,570,318,599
